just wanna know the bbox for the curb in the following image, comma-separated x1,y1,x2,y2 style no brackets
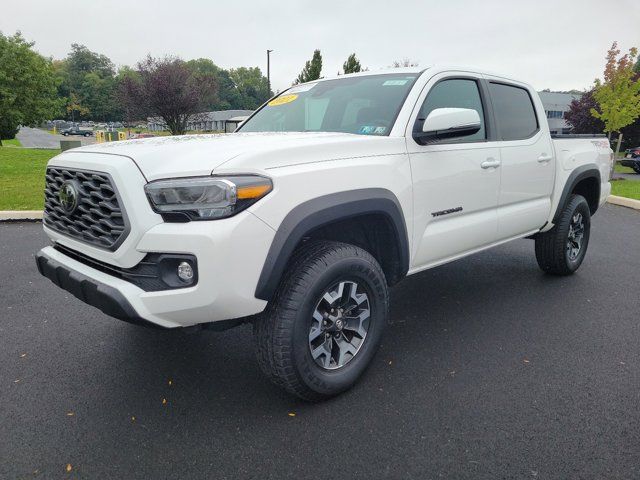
607,195,640,211
0,210,43,221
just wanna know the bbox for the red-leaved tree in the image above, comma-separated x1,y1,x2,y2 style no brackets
118,55,217,135
565,87,640,150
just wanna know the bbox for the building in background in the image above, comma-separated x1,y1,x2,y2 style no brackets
538,91,581,135
147,110,253,132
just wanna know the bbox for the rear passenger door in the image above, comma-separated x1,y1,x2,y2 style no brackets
485,79,555,238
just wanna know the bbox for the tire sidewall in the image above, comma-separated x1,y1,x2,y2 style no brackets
289,256,387,396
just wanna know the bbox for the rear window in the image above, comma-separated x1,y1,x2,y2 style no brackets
488,82,538,141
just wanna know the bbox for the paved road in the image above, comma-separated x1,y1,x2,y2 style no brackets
16,126,95,149
613,172,640,181
1,205,639,479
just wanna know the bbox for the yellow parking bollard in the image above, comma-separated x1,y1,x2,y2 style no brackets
118,131,126,141
96,131,105,143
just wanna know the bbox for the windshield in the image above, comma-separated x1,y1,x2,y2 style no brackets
238,73,419,136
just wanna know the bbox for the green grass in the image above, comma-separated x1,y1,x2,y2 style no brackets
611,178,640,200
0,147,59,210
1,138,22,147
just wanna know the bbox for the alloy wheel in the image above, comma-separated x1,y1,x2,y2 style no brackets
308,281,371,370
567,212,585,261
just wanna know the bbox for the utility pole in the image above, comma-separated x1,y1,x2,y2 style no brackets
267,49,273,95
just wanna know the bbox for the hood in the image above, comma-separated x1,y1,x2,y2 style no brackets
71,132,403,181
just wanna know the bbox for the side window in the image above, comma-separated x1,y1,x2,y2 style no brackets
489,82,539,140
418,79,486,142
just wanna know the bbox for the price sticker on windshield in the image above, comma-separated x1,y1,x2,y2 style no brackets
268,94,298,106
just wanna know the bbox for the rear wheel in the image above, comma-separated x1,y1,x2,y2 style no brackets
254,241,388,401
633,165,640,174
535,194,591,275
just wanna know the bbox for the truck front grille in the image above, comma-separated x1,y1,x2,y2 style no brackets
44,167,129,250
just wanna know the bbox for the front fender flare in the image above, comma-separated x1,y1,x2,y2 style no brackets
254,188,409,301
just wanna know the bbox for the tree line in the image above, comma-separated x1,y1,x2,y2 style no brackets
0,32,274,140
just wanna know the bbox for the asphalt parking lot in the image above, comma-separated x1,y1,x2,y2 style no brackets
1,204,639,479
16,127,96,149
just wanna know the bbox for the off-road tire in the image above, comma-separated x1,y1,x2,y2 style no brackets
535,194,591,275
253,240,389,401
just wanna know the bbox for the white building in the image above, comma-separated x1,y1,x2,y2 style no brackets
538,91,581,135
147,110,253,132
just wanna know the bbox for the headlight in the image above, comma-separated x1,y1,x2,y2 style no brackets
144,175,272,221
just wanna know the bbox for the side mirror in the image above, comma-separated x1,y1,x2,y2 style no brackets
414,108,481,144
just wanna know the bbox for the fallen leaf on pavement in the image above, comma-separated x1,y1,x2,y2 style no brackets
66,412,74,416
288,412,296,417
65,464,72,472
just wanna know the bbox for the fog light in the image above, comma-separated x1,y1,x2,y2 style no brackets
177,261,194,282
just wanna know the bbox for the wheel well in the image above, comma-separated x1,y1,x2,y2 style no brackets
298,213,405,285
571,176,600,214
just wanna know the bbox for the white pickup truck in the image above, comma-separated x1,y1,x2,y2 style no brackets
37,67,613,400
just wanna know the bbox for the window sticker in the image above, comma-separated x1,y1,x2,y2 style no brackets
268,94,298,107
288,83,317,94
359,125,387,135
383,79,408,86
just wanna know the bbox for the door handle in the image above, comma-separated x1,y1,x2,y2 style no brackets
537,154,553,163
481,159,501,169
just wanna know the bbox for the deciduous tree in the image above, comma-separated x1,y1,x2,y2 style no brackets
118,55,217,135
66,92,89,122
591,42,640,153
55,44,120,121
565,88,640,150
0,32,60,144
229,67,271,109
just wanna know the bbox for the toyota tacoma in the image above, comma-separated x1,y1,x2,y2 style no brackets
36,67,613,400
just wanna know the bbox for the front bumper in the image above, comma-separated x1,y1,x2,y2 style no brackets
36,250,156,328
37,210,276,328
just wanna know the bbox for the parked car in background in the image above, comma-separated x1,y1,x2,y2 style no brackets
60,126,93,137
621,147,640,173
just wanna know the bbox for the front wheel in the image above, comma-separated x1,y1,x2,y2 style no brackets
254,241,389,401
633,165,640,174
535,194,591,275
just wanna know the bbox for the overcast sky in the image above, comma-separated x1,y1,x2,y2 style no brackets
3,0,639,92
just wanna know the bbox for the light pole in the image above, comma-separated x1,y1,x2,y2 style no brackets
267,49,273,95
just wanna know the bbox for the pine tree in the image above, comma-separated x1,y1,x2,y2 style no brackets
343,53,362,74
295,50,322,84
